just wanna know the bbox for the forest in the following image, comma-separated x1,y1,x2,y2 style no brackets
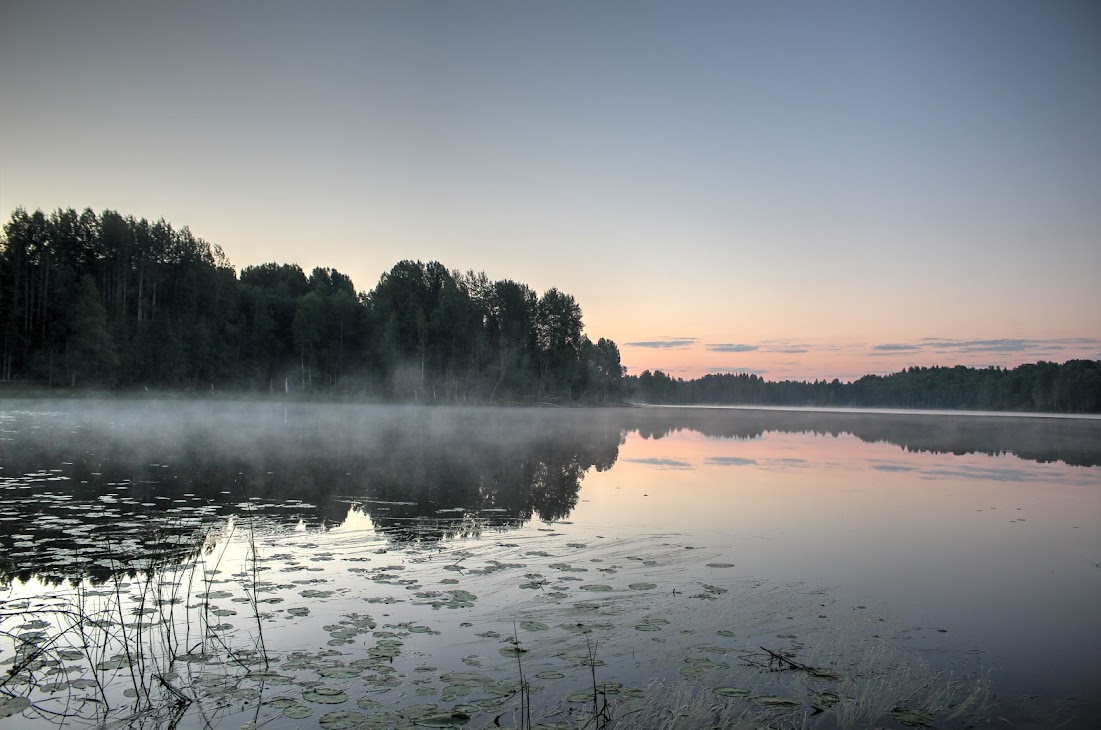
0,207,625,402
2,207,1098,412
629,360,1101,413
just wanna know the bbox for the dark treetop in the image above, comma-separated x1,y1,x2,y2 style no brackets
0,207,625,403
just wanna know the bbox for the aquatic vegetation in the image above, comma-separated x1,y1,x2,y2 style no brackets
0,404,1040,729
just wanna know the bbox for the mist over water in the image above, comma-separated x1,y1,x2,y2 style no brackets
1,400,1098,728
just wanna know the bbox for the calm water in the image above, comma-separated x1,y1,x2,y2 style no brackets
1,401,1098,729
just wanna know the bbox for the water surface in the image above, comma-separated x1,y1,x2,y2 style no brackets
1,401,1097,728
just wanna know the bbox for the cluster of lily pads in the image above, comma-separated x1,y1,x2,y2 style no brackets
0,492,993,730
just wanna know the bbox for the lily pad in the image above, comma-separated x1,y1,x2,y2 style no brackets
714,687,751,697
520,621,549,631
414,711,471,727
319,710,368,729
441,685,472,702
628,582,657,591
282,704,313,719
889,707,935,727
303,687,348,704
579,584,613,592
752,695,801,708
0,696,31,719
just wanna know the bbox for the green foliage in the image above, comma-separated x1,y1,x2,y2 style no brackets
66,275,118,386
0,207,625,402
628,361,1101,413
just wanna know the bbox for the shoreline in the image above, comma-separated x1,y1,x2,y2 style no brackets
1,384,1097,418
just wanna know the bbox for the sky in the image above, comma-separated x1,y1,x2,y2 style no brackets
2,0,1099,381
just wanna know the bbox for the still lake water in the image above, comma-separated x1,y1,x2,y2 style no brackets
1,401,1098,729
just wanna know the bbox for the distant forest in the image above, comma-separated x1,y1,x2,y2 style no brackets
629,361,1101,413
2,207,1098,412
0,207,625,402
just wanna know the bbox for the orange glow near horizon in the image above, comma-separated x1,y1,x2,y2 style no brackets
577,428,1100,571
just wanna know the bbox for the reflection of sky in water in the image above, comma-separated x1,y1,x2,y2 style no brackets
2,404,1098,726
582,428,1100,711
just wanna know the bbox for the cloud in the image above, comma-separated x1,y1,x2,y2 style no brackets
925,338,1042,353
707,367,767,375
865,337,1101,357
707,456,757,466
872,463,920,473
759,339,813,354
622,457,694,470
920,337,1101,354
707,343,759,352
873,343,922,352
624,338,697,349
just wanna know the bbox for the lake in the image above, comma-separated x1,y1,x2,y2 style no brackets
1,401,1098,729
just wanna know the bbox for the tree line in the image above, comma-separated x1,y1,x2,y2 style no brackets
629,360,1101,413
0,207,625,402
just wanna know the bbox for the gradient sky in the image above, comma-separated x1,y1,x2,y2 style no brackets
2,1,1098,381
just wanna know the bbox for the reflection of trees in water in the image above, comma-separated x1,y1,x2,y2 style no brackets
315,410,623,539
3,402,1094,583
0,405,623,582
621,408,1101,467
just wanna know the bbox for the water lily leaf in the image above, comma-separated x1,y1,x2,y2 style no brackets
303,687,348,704
319,710,368,729
628,582,656,591
579,584,612,592
414,711,471,727
0,696,31,719
520,621,549,631
282,704,313,718
752,695,801,708
714,687,750,697
889,707,935,727
441,684,471,702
